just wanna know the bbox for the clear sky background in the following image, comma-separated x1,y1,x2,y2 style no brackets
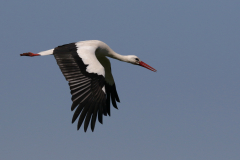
1,0,240,159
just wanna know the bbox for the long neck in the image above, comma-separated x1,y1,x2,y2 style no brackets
107,50,129,62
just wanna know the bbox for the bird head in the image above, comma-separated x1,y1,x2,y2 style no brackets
126,55,157,72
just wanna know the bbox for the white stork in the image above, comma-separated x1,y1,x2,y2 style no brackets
20,40,156,132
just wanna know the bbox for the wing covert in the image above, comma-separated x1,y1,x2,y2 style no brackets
53,43,107,132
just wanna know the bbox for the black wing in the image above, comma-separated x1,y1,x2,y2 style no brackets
53,43,107,132
105,82,120,116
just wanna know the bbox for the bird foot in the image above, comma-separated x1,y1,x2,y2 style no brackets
20,52,40,57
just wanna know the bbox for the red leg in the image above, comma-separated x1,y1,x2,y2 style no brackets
20,52,40,57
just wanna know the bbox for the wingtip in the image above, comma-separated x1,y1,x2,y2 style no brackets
71,102,79,111
72,114,78,124
113,104,118,110
77,121,82,130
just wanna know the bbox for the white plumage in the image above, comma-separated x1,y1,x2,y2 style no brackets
21,40,156,132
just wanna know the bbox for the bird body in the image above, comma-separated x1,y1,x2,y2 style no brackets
21,40,156,132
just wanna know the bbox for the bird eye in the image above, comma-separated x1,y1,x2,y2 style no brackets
135,58,139,61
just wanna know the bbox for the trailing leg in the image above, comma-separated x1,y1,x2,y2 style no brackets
20,49,54,57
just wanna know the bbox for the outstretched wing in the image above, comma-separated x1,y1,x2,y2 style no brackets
53,42,107,132
97,56,120,116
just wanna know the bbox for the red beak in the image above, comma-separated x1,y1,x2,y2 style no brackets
139,61,157,72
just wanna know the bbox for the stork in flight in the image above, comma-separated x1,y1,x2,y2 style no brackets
20,40,156,132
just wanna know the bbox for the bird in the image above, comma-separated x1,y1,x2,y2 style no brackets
20,40,156,132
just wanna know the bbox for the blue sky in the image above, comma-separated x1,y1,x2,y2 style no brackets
1,1,240,159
